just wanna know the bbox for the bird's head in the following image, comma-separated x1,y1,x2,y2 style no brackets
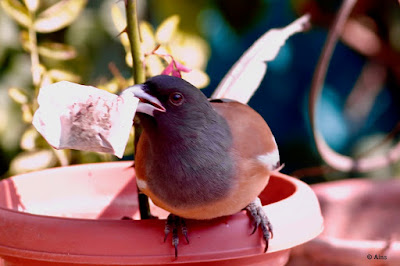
122,75,221,139
122,75,212,119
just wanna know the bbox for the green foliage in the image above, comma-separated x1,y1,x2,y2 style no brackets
1,0,31,28
0,0,210,177
0,0,89,176
112,6,210,88
33,0,87,33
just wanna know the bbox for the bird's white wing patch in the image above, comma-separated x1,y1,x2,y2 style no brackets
136,178,147,190
257,148,280,171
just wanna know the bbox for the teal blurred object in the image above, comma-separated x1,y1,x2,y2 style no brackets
198,0,399,176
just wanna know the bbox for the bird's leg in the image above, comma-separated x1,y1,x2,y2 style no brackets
164,214,189,258
245,197,273,252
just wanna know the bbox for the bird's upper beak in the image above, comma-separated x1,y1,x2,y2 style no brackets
121,84,166,117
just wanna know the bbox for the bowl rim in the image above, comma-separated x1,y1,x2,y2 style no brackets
0,161,323,264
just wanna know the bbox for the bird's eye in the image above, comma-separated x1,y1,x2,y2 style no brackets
169,92,184,106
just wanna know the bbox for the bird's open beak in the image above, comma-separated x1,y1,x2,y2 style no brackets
121,84,166,116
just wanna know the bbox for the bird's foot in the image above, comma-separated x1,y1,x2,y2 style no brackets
245,197,273,252
164,214,189,258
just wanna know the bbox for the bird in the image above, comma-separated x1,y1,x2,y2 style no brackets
121,75,280,257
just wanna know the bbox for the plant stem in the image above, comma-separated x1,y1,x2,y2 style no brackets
125,0,145,84
125,0,151,220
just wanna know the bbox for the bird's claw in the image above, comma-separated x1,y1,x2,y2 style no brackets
164,214,189,258
245,197,273,252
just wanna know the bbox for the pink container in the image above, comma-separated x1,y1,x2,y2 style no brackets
0,161,323,265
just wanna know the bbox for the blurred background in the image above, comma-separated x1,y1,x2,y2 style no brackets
0,0,399,182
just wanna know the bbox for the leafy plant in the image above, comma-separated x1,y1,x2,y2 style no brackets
0,0,210,176
111,7,210,88
1,0,88,175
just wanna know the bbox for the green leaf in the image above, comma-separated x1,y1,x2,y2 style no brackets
111,4,125,33
21,104,33,123
125,52,132,67
47,69,80,82
155,15,180,44
23,0,39,12
145,54,165,77
38,42,77,60
8,87,29,105
20,126,40,150
34,0,87,33
182,69,210,89
140,21,156,54
0,0,31,28
9,150,57,174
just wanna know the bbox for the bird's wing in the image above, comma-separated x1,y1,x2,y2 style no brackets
210,100,280,172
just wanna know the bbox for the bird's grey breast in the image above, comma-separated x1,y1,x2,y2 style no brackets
146,119,235,208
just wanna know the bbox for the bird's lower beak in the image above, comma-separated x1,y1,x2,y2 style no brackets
121,84,166,117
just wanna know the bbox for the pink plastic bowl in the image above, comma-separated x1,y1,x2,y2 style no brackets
0,162,323,265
